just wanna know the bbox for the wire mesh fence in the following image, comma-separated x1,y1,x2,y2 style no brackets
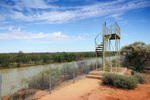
0,57,102,100
1,67,49,100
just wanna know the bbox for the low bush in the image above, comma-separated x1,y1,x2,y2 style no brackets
27,72,50,90
23,68,60,90
144,67,150,70
8,89,36,100
102,73,138,89
61,65,74,80
134,73,146,84
102,73,116,85
128,66,136,71
113,75,138,89
130,70,146,84
111,57,122,67
131,70,137,75
77,61,86,74
97,63,102,69
88,63,102,71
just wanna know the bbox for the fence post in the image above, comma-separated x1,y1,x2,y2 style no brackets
42,73,44,89
86,57,87,74
0,74,1,100
73,62,75,84
49,66,51,94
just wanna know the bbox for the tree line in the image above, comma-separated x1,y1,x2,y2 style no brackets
0,51,96,68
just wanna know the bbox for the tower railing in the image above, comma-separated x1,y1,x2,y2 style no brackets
95,32,102,48
110,22,120,37
102,24,111,36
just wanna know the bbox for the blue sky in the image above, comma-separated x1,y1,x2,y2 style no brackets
0,0,150,53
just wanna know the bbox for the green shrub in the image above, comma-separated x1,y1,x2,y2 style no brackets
76,61,87,74
27,73,50,90
144,67,150,70
113,75,138,89
51,72,60,87
23,68,60,90
128,66,136,71
131,70,137,75
111,57,121,67
61,65,73,80
97,63,102,68
89,63,96,70
102,73,138,89
130,70,146,84
134,73,146,84
102,73,116,85
8,89,35,100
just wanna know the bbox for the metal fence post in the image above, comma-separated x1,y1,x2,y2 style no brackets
0,74,1,100
73,62,75,84
49,66,51,94
86,57,87,74
42,73,44,89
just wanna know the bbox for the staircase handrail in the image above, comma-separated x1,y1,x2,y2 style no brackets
95,32,102,48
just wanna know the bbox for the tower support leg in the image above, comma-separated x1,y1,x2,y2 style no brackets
96,52,98,71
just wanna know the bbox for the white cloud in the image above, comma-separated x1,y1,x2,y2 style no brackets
118,20,127,25
46,0,58,2
17,27,21,31
106,13,124,20
14,0,54,9
0,28,84,42
8,27,13,31
83,33,90,36
0,26,9,30
0,0,150,24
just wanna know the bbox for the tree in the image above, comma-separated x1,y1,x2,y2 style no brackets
23,55,31,64
14,51,26,67
84,52,91,57
0,54,11,67
41,53,51,63
60,52,66,62
68,53,76,61
52,53,58,62
121,42,150,72
30,53,40,63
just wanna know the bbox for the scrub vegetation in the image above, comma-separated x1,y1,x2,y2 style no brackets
0,52,96,68
102,72,146,89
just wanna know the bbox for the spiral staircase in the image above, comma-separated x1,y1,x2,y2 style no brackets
95,22,121,72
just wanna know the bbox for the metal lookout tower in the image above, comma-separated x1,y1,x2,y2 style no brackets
95,22,121,72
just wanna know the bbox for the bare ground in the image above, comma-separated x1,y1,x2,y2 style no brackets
39,72,150,100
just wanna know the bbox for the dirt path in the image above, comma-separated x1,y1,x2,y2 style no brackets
39,73,150,100
39,77,101,100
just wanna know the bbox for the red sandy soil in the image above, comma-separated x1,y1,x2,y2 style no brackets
39,71,150,100
81,74,150,100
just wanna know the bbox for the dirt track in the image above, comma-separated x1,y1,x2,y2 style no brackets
39,72,150,100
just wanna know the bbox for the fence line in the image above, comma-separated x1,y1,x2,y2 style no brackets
0,57,102,100
73,62,75,84
0,74,1,100
86,57,87,74
49,66,51,95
